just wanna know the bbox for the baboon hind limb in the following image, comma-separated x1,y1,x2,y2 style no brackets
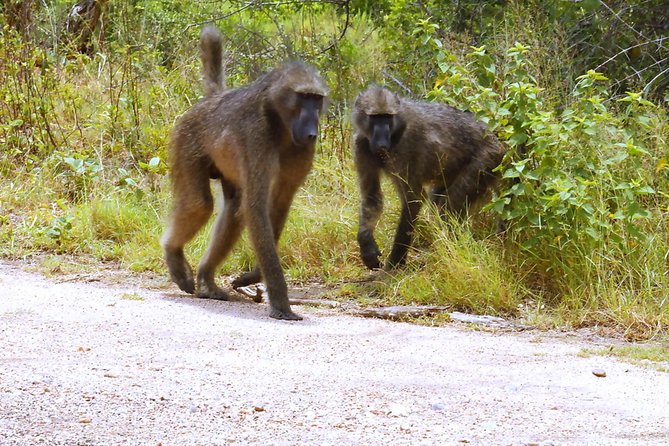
161,26,328,320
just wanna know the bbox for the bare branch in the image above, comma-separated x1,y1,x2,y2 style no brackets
382,69,414,96
611,56,669,88
318,0,351,55
594,36,669,71
185,0,351,58
642,62,669,95
599,1,669,52
185,0,346,31
185,2,255,31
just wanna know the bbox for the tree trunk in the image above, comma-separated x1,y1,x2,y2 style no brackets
2,0,35,38
65,0,106,55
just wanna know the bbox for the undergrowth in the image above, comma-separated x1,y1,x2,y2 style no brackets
1,2,668,340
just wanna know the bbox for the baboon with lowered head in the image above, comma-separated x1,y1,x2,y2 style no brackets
161,26,328,320
352,85,504,270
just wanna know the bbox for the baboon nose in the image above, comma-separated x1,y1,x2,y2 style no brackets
307,132,317,141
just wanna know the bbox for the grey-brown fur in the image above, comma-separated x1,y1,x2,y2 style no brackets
200,26,224,96
352,85,504,269
161,25,328,320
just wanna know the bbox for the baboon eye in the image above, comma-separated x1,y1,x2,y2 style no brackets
299,93,322,100
298,93,324,109
369,114,394,129
369,114,394,123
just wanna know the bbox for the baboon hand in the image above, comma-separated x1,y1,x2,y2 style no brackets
360,245,382,270
164,248,195,294
358,230,381,269
357,229,382,269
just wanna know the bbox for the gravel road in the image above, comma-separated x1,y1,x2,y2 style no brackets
0,261,667,445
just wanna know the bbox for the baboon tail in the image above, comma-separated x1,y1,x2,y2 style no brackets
200,25,224,96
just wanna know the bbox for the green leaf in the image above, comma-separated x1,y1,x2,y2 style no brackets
585,227,599,239
627,202,651,219
636,185,655,195
489,197,509,214
497,107,511,117
508,132,528,146
521,238,538,250
502,168,520,179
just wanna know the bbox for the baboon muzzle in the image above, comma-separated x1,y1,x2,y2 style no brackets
292,100,321,146
371,122,391,153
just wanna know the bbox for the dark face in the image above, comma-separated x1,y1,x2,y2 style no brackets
291,93,324,146
368,114,394,155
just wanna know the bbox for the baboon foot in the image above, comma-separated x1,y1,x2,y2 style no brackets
175,275,196,295
196,281,231,301
269,305,303,321
171,270,195,294
360,245,382,270
385,246,408,270
231,268,262,288
165,250,195,294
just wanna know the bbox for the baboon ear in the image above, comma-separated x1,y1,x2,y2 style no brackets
386,91,401,113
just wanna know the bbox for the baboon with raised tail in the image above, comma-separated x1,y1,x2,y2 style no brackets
352,85,504,270
161,26,328,320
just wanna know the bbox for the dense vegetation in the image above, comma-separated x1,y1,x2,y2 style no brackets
1,0,668,339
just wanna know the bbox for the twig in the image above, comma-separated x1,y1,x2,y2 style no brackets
382,69,414,96
599,0,668,52
185,0,350,59
642,63,669,95
610,56,669,89
186,0,347,32
185,2,256,31
594,37,669,71
318,0,351,55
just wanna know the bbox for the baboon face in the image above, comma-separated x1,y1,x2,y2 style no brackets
354,86,404,159
268,63,328,148
368,114,394,154
291,93,324,146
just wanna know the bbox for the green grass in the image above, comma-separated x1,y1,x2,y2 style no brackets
347,212,528,316
580,344,669,372
120,292,145,301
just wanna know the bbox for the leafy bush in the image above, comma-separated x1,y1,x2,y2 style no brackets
417,19,668,335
